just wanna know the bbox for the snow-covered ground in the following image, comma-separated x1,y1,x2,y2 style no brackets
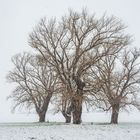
0,122,140,140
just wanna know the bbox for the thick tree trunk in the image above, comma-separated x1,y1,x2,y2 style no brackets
39,111,46,122
62,106,71,123
65,116,71,123
62,112,71,123
71,76,85,124
111,104,120,124
72,95,83,124
37,94,52,122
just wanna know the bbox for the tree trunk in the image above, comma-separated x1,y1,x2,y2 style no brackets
39,111,46,122
111,104,120,124
65,116,71,123
71,76,85,124
37,94,52,122
62,112,71,123
72,95,83,124
62,106,71,123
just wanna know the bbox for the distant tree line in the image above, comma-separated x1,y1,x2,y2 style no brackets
7,9,140,124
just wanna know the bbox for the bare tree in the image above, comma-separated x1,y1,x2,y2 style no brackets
28,9,130,124
7,53,58,122
90,48,140,124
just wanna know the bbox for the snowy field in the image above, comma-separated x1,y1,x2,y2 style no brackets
0,122,140,140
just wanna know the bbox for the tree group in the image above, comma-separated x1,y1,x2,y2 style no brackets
7,9,140,124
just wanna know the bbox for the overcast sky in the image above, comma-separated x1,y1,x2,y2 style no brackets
0,0,140,122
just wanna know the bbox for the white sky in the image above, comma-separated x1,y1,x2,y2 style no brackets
0,0,140,122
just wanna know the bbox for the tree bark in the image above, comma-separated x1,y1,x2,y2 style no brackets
39,111,46,122
111,104,120,124
65,116,71,123
70,76,85,124
62,106,71,123
37,94,52,122
71,95,83,124
62,112,71,123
